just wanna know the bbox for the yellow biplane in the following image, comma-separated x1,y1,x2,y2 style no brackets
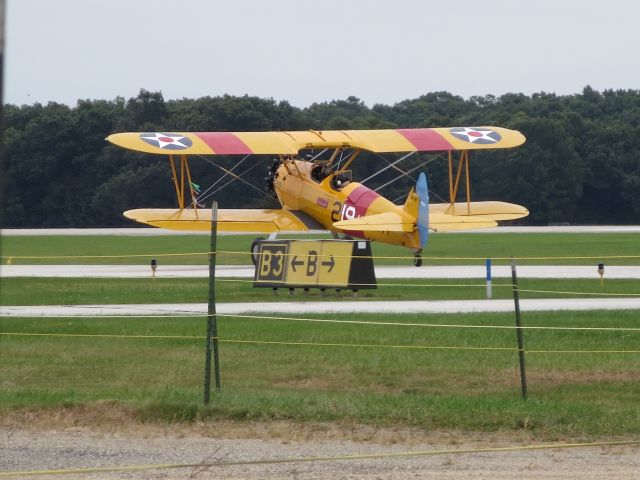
107,127,528,266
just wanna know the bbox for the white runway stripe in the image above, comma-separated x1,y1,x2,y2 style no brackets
2,264,639,278
3,298,640,317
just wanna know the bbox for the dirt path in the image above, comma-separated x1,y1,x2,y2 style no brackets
2,422,639,479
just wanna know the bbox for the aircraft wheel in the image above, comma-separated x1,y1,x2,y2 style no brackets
413,254,422,267
250,237,265,266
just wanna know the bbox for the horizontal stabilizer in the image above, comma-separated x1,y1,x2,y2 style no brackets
332,200,527,234
333,211,414,233
123,208,321,233
430,201,528,221
428,215,498,232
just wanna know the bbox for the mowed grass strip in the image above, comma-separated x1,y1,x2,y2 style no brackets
2,277,640,305
2,232,640,265
1,311,639,436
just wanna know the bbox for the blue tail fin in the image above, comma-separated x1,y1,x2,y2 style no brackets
416,172,429,249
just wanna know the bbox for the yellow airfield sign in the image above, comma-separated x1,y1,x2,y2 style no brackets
254,239,376,291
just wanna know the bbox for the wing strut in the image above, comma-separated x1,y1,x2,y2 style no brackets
337,149,360,171
448,150,472,214
168,154,199,214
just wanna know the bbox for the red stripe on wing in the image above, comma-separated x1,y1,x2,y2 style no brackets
396,128,453,151
195,132,253,154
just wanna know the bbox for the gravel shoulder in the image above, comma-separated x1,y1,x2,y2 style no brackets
2,421,639,479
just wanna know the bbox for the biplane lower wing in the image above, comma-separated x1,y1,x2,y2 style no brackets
123,208,323,233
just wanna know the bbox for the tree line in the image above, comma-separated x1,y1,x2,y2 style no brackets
3,86,640,227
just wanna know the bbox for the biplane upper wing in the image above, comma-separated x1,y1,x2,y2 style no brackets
106,127,525,155
123,208,323,232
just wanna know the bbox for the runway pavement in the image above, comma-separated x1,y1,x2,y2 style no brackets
3,297,640,317
2,264,639,278
2,226,638,316
3,264,639,316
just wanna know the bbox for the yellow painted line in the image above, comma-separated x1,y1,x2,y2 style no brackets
220,250,640,261
222,339,640,354
2,332,639,354
221,339,515,351
4,307,640,332
0,332,513,351
3,250,640,261
527,349,640,354
10,332,640,354
216,277,500,288
5,309,640,331
0,332,204,340
518,288,640,297
1,252,208,260
0,314,205,319
216,277,640,296
1,439,638,477
217,313,640,332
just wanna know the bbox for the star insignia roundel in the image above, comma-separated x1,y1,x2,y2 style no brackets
449,127,502,144
139,132,193,150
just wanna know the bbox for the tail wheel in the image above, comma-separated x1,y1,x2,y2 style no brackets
413,253,422,267
251,237,265,266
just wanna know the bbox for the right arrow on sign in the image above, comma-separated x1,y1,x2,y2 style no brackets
321,255,335,273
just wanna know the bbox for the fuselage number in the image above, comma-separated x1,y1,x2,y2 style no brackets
330,200,358,222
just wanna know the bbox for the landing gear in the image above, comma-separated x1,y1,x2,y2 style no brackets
413,253,422,267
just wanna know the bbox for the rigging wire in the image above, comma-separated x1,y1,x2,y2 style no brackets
334,148,351,171
194,154,268,199
204,160,270,201
194,154,251,202
361,151,417,184
309,148,328,161
203,154,250,190
374,156,449,205
374,158,434,193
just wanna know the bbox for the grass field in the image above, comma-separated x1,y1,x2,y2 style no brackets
1,311,639,437
2,231,640,265
1,231,639,438
1,277,639,305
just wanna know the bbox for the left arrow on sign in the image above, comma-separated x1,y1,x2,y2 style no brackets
291,256,305,272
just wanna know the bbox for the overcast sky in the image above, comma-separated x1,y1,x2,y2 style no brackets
5,0,640,108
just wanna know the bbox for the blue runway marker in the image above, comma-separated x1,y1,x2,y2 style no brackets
486,258,492,299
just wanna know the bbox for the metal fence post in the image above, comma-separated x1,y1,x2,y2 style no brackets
511,259,528,400
204,201,221,404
